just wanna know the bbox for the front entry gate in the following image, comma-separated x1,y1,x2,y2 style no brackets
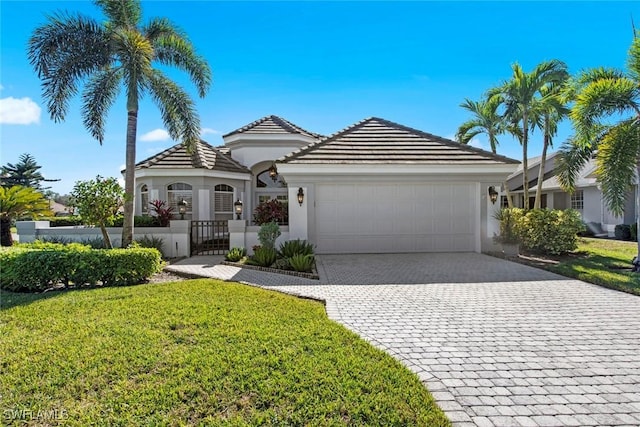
191,220,229,255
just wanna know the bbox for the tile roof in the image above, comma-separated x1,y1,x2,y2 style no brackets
135,140,250,174
223,115,323,139
280,117,520,165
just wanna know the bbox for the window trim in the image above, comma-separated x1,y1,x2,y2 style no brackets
214,184,234,216
167,182,193,215
570,190,584,210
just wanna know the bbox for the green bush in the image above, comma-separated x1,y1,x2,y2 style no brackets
493,208,524,244
16,217,84,227
278,239,314,258
80,236,108,249
272,257,292,270
135,235,165,256
111,215,162,227
257,221,281,249
615,224,632,241
246,246,277,267
288,254,315,273
225,247,246,262
0,246,163,292
518,209,585,255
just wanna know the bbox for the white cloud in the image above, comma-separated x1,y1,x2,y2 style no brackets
0,84,4,91
140,128,170,142
200,127,220,136
0,96,41,125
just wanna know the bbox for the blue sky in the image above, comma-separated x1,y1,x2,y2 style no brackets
1,1,637,194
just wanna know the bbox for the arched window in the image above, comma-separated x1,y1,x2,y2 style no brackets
214,184,234,220
140,184,149,215
167,183,192,214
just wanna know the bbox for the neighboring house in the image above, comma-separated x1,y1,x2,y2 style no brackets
134,115,519,254
505,151,637,235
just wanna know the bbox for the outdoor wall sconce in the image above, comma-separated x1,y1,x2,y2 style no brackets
178,198,188,219
488,186,499,205
297,187,305,206
234,199,243,220
268,163,278,181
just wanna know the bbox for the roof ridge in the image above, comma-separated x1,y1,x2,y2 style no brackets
223,115,323,139
201,140,252,172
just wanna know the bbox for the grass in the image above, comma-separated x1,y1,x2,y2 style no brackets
0,280,450,426
519,237,640,296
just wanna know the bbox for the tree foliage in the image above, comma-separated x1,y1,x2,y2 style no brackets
0,185,52,246
70,176,124,249
28,0,211,247
0,153,59,190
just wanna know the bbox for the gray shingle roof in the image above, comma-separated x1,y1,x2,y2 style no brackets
223,115,323,139
135,140,250,174
280,117,520,165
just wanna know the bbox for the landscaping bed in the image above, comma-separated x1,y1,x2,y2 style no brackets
0,280,450,426
494,237,640,296
221,260,319,280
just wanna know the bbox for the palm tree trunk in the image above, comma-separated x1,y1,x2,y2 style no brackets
534,124,550,209
0,217,13,246
522,114,529,210
503,182,514,207
121,110,137,248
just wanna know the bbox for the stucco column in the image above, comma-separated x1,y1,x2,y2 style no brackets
168,220,190,258
288,185,308,241
228,219,247,250
198,189,210,221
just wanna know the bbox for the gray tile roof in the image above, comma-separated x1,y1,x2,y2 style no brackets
280,117,520,165
135,140,250,174
223,115,323,139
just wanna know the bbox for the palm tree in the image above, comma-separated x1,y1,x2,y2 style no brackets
493,60,569,209
28,0,211,247
0,186,52,246
456,95,515,207
557,34,640,257
533,82,570,209
456,96,504,154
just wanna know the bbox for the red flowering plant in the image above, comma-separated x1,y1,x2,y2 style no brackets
253,199,288,225
149,200,174,227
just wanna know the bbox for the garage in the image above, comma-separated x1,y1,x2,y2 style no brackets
277,117,519,254
314,182,477,253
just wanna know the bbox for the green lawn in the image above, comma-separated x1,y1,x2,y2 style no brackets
0,280,450,426
525,238,640,296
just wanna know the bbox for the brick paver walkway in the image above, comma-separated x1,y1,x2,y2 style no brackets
167,253,640,426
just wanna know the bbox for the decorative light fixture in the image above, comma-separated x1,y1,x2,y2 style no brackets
178,198,188,219
268,163,278,181
488,186,499,205
297,187,304,206
234,199,243,220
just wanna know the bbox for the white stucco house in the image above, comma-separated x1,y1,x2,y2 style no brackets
134,115,520,254
506,151,637,236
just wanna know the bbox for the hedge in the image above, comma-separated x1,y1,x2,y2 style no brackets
16,215,162,228
516,208,585,255
0,244,164,292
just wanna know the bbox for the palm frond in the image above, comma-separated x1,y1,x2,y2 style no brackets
148,70,201,151
28,13,111,121
95,0,141,28
455,120,482,144
555,137,594,192
82,67,123,143
572,76,639,131
143,17,184,42
153,35,212,97
627,35,640,82
596,119,640,216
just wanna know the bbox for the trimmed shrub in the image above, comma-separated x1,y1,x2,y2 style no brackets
257,222,281,250
288,254,315,273
518,209,585,255
615,224,632,241
278,239,314,258
112,215,162,227
0,246,163,292
253,199,287,225
246,246,277,267
225,247,247,262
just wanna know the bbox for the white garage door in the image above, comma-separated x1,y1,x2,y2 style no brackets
314,183,477,253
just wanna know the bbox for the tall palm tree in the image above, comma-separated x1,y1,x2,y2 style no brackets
493,60,569,209
456,95,515,206
0,186,52,246
28,0,211,247
533,82,570,209
557,34,640,257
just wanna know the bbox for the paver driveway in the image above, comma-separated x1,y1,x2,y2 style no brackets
168,253,640,426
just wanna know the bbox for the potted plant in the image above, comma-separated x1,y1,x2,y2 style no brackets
493,208,522,256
